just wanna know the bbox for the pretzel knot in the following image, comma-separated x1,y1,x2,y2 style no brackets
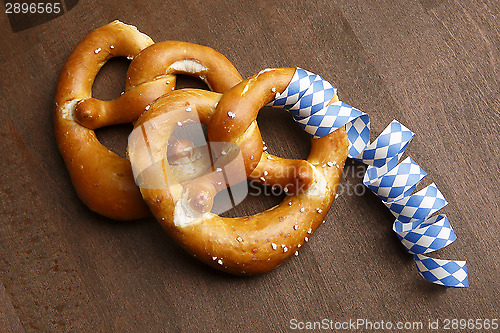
128,68,349,275
54,21,242,220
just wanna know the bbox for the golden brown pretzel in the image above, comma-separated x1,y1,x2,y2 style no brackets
54,22,242,220
128,68,349,275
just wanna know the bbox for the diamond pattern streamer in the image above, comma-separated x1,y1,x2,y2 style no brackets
288,75,337,120
356,121,415,167
394,215,456,254
266,67,467,287
268,68,316,109
365,157,427,203
384,183,448,223
414,254,468,287
346,115,371,157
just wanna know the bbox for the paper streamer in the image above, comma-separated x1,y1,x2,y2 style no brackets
267,68,468,287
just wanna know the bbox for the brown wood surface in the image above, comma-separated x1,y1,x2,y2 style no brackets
1,0,499,332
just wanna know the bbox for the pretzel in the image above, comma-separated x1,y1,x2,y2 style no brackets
54,21,242,220
128,68,349,275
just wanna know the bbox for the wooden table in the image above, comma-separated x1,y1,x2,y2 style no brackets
1,0,498,331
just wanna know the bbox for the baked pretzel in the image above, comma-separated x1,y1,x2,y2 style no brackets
128,68,349,275
54,22,242,220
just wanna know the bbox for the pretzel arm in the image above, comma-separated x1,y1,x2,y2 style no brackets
75,75,176,129
248,153,315,193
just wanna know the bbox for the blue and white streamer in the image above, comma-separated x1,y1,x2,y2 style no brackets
268,68,468,287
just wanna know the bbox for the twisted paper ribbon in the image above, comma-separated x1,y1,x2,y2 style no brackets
267,68,468,287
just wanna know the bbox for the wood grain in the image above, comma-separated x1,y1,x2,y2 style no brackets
0,0,498,331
